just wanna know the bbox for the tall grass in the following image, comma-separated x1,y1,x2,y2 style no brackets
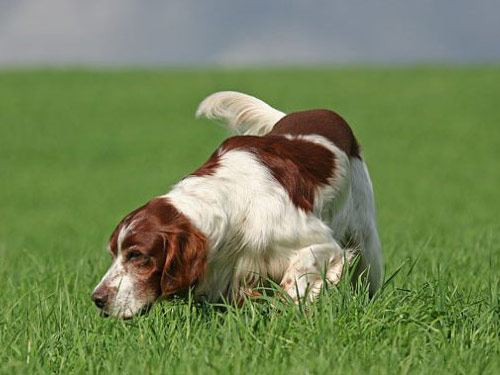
0,67,499,374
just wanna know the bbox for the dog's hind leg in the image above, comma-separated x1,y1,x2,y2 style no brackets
347,157,383,295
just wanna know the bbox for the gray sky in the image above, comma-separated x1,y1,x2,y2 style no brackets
0,0,499,66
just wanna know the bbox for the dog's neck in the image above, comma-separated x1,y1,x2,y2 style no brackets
163,176,229,253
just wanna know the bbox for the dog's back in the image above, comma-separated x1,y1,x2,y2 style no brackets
269,109,361,158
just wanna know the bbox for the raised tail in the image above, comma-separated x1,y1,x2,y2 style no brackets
196,91,286,136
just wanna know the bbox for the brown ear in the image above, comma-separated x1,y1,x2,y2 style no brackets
160,226,208,296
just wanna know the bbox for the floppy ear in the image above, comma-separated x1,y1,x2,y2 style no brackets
160,227,208,296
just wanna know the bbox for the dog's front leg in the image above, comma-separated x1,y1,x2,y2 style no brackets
280,242,356,302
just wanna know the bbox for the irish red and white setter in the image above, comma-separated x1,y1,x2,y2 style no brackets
91,91,383,318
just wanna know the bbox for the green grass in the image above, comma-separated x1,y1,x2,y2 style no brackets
0,67,499,374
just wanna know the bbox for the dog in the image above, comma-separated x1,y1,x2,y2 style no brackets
91,91,383,318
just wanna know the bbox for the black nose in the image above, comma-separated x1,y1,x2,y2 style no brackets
91,292,108,309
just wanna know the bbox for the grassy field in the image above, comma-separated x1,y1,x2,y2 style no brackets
0,67,499,374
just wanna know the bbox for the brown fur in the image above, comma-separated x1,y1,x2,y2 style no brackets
269,109,361,158
109,198,208,297
191,151,220,177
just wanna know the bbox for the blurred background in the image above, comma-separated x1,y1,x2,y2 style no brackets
1,0,499,66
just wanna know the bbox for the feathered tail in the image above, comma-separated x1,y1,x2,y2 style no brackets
196,91,285,136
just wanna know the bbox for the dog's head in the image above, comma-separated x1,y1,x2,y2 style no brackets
91,198,207,319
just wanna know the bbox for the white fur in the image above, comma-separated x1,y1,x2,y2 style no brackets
327,157,383,294
93,222,156,318
196,91,286,136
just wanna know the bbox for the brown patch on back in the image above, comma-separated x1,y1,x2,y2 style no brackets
218,135,335,212
269,109,361,158
191,150,220,177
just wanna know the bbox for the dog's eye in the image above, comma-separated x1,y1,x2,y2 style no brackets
127,250,143,261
